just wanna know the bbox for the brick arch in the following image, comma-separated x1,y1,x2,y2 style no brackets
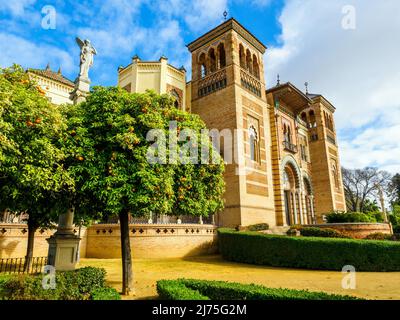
302,171,314,195
281,155,301,189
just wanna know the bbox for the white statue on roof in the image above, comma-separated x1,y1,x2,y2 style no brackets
76,37,97,80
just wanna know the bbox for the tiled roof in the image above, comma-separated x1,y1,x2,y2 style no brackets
28,66,75,87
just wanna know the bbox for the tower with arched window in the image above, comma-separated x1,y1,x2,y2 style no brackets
187,18,275,228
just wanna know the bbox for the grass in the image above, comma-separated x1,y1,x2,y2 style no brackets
78,255,400,300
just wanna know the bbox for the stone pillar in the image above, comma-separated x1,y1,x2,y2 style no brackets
47,207,80,271
309,195,316,224
70,77,90,104
297,190,304,225
292,191,298,225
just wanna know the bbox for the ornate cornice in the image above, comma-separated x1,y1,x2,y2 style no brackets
187,18,267,53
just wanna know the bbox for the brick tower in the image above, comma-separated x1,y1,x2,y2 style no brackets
187,18,276,227
304,94,347,220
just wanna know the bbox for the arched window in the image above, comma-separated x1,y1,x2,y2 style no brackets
199,53,207,78
252,54,259,79
301,112,308,124
209,48,216,73
217,43,226,68
246,49,252,74
239,44,245,68
170,90,180,109
283,124,291,143
309,110,316,128
249,126,259,162
283,171,291,190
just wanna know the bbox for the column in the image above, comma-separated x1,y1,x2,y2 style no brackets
297,190,304,225
309,195,315,224
292,191,298,225
47,207,81,271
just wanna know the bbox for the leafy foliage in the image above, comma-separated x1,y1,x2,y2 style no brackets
218,228,400,271
297,227,349,239
63,86,225,220
1,267,119,300
157,279,361,300
325,211,381,223
246,223,269,232
0,65,74,225
364,232,396,241
157,280,209,300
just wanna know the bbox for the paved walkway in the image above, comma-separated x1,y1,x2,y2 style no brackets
78,255,400,300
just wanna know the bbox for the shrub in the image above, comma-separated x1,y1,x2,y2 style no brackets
325,212,376,223
157,280,209,300
364,233,397,241
367,211,385,223
286,228,299,236
299,227,349,239
157,279,361,300
247,223,269,232
364,232,393,240
393,225,400,234
2,267,119,300
218,228,400,271
91,287,121,300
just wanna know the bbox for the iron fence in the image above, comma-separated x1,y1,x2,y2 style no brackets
0,257,48,274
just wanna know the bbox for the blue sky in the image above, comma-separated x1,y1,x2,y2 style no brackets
1,0,400,173
0,0,285,86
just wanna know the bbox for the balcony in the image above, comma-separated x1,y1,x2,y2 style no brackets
283,140,298,153
240,69,261,97
198,68,227,98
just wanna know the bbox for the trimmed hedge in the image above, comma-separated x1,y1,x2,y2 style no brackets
157,279,361,300
325,212,378,223
298,227,349,239
1,267,120,300
218,228,400,271
247,223,269,232
157,280,209,300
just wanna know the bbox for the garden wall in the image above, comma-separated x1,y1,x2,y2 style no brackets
85,224,217,259
314,223,392,239
0,224,87,259
0,223,217,259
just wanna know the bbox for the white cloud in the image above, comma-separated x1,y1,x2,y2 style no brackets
0,0,36,17
266,0,400,173
0,33,74,73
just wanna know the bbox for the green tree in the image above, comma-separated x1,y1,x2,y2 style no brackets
342,167,391,212
64,87,224,294
0,65,74,270
389,173,400,205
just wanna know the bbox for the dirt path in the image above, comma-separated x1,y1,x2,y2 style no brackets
78,255,400,300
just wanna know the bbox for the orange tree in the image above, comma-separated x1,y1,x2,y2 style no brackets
63,87,225,294
0,65,74,270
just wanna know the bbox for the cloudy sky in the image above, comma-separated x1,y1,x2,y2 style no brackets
1,0,399,173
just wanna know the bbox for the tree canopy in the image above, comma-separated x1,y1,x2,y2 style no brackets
0,65,74,223
62,86,225,294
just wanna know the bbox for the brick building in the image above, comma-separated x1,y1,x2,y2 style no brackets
118,18,346,228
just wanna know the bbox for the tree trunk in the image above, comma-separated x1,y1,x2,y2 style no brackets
119,211,133,295
24,220,37,272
